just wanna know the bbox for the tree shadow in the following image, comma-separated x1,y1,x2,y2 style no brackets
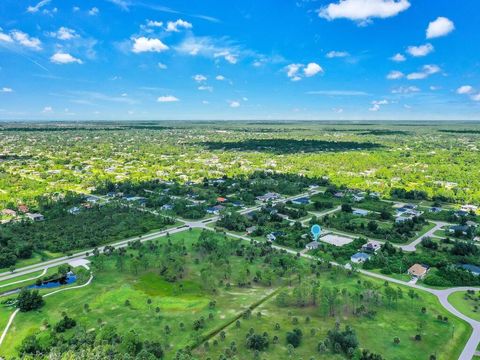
200,139,384,154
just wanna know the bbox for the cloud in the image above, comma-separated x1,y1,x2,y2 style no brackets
175,36,245,64
43,106,53,113
157,62,167,69
390,53,406,62
391,86,420,94
106,0,130,11
157,95,179,102
229,100,240,108
369,99,388,112
456,85,474,95
406,64,440,80
319,0,410,25
49,27,78,40
472,93,480,102
285,63,323,81
132,37,169,53
11,30,42,50
50,52,83,64
386,70,404,80
215,75,225,81
286,63,302,81
426,17,454,39
0,87,13,93
166,19,193,32
88,7,99,16
306,90,369,96
198,85,213,92
146,20,163,27
304,62,324,77
326,50,349,58
193,74,207,82
27,0,51,13
406,43,434,57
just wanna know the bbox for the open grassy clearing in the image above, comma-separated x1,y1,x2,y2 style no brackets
195,272,471,360
0,270,45,288
0,229,281,359
448,290,480,322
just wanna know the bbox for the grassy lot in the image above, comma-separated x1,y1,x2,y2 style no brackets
195,272,471,360
0,229,277,359
448,290,480,322
0,229,472,360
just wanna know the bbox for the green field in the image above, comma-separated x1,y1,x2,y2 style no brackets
0,229,472,360
448,290,480,322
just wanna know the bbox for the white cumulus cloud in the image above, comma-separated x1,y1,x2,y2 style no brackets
406,64,440,80
456,85,474,95
50,52,83,64
132,37,169,53
166,19,193,32
229,100,240,108
369,99,388,112
88,7,99,16
49,27,78,40
157,95,179,102
216,75,225,81
0,87,13,93
391,86,420,94
387,70,404,80
390,53,406,62
426,17,454,39
193,74,207,82
304,62,324,77
326,50,349,58
11,31,42,50
406,43,434,57
157,62,167,69
319,0,410,25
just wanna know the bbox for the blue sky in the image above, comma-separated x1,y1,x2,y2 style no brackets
0,0,479,121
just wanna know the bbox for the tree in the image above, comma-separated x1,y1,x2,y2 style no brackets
16,288,44,312
286,328,302,348
246,333,269,351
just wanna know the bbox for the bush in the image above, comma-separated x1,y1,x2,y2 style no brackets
16,289,44,312
286,328,303,348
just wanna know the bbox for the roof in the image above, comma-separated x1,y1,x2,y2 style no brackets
305,241,320,248
408,264,428,277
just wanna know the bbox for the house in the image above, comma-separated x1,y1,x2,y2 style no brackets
352,194,365,202
206,205,225,215
68,207,80,215
369,192,381,199
448,225,470,235
160,204,173,211
232,201,243,207
291,197,310,205
305,241,320,250
216,197,228,203
408,264,429,279
26,213,44,222
246,226,257,235
429,207,443,213
466,221,478,228
334,192,345,198
1,209,17,217
454,210,469,218
404,203,418,210
18,205,29,213
85,196,98,203
266,233,276,242
361,240,382,253
350,252,371,264
353,209,369,216
395,215,413,223
256,192,280,202
461,205,478,213
460,264,480,276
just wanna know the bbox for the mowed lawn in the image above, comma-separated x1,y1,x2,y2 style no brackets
448,290,480,322
0,230,277,359
196,272,471,360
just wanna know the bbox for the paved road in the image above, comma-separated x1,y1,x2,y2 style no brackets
400,221,449,252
